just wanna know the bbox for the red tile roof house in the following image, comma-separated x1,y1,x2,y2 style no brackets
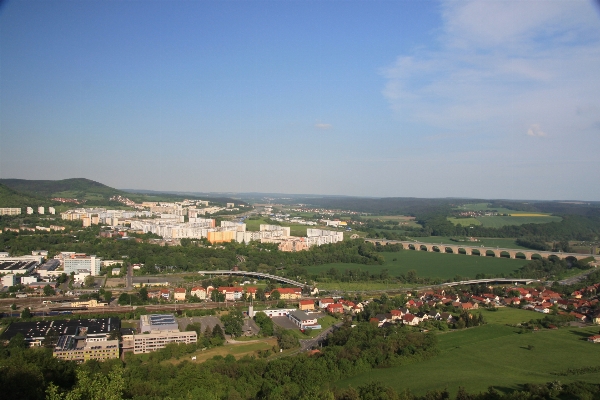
587,335,600,343
459,302,477,310
327,303,344,314
319,298,335,308
299,300,315,311
159,289,170,300
402,314,420,326
174,288,186,301
390,309,403,321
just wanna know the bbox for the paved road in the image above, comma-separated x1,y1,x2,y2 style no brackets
299,321,344,351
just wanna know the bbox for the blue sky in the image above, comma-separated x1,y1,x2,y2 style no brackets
1,0,599,200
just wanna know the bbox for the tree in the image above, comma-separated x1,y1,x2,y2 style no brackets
46,364,125,400
10,303,16,310
270,290,281,300
84,275,95,288
103,290,113,303
43,284,55,297
8,332,27,348
275,327,299,350
221,310,244,337
21,307,32,319
254,311,274,336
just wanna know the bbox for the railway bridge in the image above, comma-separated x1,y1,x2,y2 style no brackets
364,239,598,261
197,270,310,288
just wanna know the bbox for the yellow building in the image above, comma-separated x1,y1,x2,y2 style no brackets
207,230,235,244
54,337,119,363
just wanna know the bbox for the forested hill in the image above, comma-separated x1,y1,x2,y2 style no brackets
299,197,462,215
0,184,50,208
0,178,125,201
301,196,600,218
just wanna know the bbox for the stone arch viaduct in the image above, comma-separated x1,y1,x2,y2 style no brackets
364,239,599,261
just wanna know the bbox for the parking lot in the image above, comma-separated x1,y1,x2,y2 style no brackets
177,315,222,331
272,316,298,330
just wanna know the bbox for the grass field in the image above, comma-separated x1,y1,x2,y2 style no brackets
410,236,529,250
308,250,528,281
447,217,481,226
337,323,600,396
167,338,277,364
362,215,422,228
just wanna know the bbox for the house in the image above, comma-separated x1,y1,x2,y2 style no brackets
190,286,206,299
245,287,257,299
427,311,441,320
533,306,549,314
459,302,476,310
339,300,356,313
390,309,403,321
319,298,335,308
587,335,600,343
160,289,170,300
218,287,243,301
299,300,315,311
174,288,186,301
274,288,302,299
402,314,420,326
326,303,344,314
148,290,161,299
440,312,455,323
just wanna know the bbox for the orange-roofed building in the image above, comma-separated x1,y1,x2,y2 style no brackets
299,300,315,311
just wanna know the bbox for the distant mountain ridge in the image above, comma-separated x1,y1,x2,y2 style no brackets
0,178,246,206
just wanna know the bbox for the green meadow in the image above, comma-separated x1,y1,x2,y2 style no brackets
337,320,600,396
411,236,529,250
308,250,528,281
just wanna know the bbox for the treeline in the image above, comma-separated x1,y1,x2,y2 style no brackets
415,213,600,241
511,257,592,280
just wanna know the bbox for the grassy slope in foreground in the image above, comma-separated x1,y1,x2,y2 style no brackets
308,250,528,281
337,310,600,395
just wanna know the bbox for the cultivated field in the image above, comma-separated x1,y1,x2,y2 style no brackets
308,250,528,281
452,203,562,228
338,321,600,396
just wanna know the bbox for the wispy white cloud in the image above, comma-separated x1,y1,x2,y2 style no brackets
526,124,546,137
381,0,600,145
315,123,332,130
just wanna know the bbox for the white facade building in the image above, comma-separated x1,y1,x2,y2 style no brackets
63,255,101,276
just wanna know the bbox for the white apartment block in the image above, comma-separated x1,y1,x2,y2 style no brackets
0,208,21,216
63,254,101,276
27,207,33,214
49,207,56,214
128,331,197,354
38,207,45,214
